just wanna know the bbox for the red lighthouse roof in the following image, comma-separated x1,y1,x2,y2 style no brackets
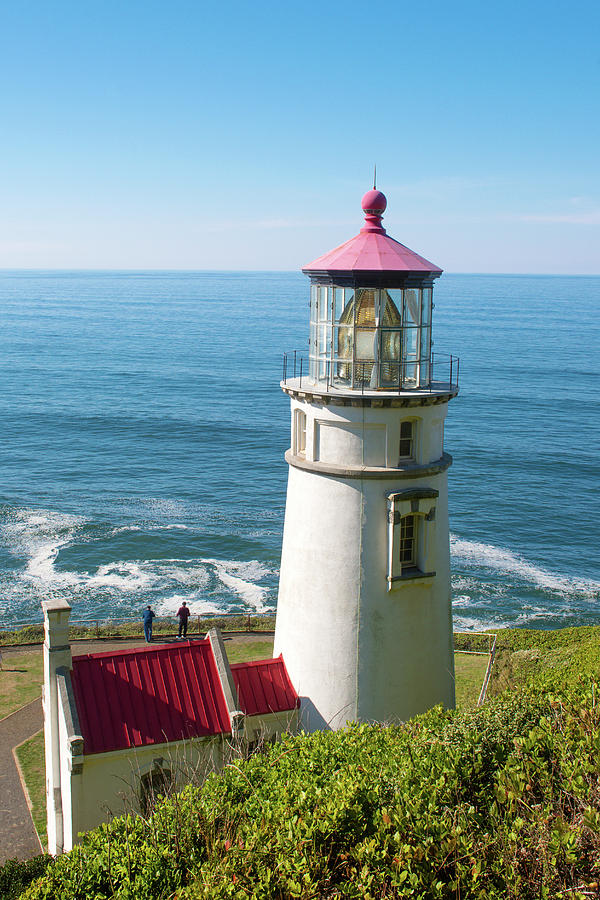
303,189,442,277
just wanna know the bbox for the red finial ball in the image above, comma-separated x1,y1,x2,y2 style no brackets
361,189,387,214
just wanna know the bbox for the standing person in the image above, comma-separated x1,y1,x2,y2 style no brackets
176,601,190,639
143,605,155,643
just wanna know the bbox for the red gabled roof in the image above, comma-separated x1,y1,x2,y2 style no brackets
71,640,231,755
231,655,299,717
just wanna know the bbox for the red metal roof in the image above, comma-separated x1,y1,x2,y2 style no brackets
71,640,231,755
231,655,299,717
303,189,442,276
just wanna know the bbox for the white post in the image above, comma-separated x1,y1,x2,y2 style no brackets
42,597,72,855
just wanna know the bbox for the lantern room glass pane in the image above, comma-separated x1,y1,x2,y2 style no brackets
421,289,432,326
318,286,330,322
335,325,353,360
354,289,376,326
388,290,404,323
334,287,347,321
355,328,376,360
310,284,318,324
404,289,420,326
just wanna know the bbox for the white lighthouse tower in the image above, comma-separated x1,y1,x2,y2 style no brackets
274,187,459,731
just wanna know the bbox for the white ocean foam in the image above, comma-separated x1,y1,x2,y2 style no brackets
452,615,498,632
202,558,272,613
87,562,157,591
110,526,143,535
86,560,210,593
156,595,222,617
110,523,188,536
452,596,472,608
1,507,85,588
450,534,600,600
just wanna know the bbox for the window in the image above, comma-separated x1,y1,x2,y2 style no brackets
140,765,172,816
294,409,307,457
387,489,438,587
399,420,415,460
399,514,416,568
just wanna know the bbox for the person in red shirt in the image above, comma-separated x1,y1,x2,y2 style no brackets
176,601,191,639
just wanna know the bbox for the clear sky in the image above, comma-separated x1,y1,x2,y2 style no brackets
1,0,598,272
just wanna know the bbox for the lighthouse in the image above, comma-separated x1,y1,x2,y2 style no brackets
273,187,459,731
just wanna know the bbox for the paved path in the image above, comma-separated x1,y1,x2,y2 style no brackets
0,698,43,863
0,631,274,862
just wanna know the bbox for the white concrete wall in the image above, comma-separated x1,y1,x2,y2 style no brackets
58,712,299,851
275,395,455,731
62,737,225,848
288,396,446,468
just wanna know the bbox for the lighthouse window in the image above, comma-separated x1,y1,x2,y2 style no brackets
387,489,438,586
399,421,415,460
399,515,416,568
294,409,307,457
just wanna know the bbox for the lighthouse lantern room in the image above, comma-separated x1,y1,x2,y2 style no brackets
274,187,459,731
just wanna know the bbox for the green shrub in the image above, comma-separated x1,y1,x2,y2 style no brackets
0,855,52,900
19,626,600,898
21,684,600,899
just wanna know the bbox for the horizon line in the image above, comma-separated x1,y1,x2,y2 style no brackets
0,268,599,277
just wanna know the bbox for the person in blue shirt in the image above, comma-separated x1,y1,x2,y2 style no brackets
143,605,156,643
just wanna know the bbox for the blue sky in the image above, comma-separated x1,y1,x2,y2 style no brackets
1,0,598,272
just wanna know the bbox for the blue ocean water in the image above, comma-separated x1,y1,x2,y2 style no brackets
0,271,598,631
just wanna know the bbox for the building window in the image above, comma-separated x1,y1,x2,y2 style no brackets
294,409,307,457
399,420,415,460
399,514,416,568
140,765,172,816
387,489,438,587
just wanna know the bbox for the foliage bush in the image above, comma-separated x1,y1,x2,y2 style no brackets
19,627,600,898
21,684,600,899
0,855,52,900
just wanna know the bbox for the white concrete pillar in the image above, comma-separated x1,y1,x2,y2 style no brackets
42,597,72,855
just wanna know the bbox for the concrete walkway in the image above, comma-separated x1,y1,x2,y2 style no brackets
0,698,43,863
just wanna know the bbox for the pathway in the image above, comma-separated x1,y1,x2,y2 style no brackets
0,698,43,863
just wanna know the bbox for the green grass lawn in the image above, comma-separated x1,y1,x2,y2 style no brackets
15,729,46,849
0,649,43,719
454,651,489,709
223,638,275,664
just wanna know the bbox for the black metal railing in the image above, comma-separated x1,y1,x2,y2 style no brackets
282,350,459,394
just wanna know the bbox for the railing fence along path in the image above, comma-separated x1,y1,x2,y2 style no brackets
1,613,272,641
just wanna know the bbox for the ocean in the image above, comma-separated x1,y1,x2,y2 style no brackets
0,271,598,632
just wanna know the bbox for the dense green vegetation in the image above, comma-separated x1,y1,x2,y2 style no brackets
18,627,600,898
0,856,52,900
